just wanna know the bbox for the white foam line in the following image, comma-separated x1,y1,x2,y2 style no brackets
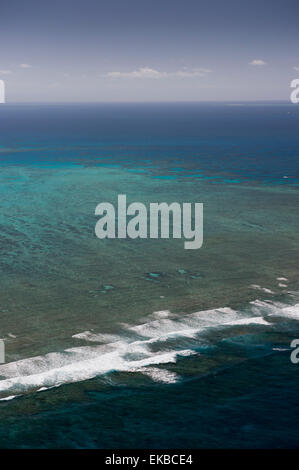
137,367,180,384
125,307,269,344
277,304,299,319
0,395,17,401
1,294,298,401
226,317,270,326
250,285,275,294
0,347,194,398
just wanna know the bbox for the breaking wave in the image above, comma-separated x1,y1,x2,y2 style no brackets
0,294,298,401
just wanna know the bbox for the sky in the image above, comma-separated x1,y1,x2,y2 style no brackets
1,0,299,102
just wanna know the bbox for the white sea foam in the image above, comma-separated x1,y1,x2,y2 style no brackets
125,306,271,345
250,285,275,294
150,310,172,319
250,300,299,319
276,303,299,319
137,367,180,384
0,295,298,400
0,395,17,401
72,331,121,343
0,347,192,397
225,317,270,326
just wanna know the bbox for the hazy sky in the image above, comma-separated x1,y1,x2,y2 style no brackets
1,0,299,102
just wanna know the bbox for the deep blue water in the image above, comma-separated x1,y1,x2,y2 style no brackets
1,102,299,184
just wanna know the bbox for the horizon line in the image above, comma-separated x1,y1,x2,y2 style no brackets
0,99,293,105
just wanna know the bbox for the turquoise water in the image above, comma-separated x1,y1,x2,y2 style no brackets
0,103,298,448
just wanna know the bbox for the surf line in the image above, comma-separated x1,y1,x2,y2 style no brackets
95,194,203,249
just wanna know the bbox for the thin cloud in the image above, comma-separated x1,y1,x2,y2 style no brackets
20,63,32,68
106,67,211,79
249,59,267,66
174,68,212,77
107,67,166,79
0,70,12,75
293,67,299,71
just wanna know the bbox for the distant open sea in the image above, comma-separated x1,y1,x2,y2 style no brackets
0,102,298,448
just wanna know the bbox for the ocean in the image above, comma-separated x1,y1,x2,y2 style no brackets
0,102,298,448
